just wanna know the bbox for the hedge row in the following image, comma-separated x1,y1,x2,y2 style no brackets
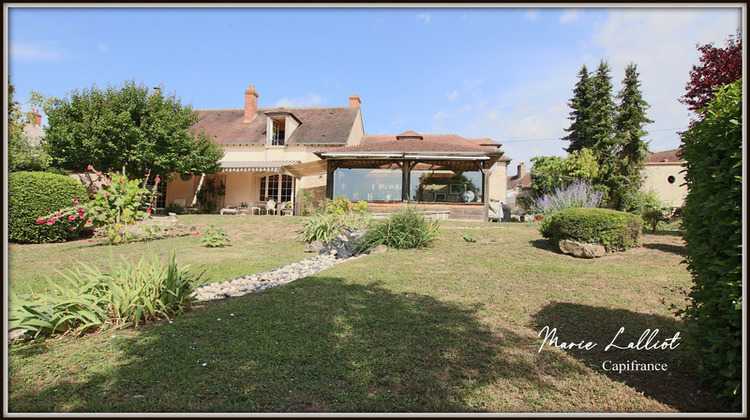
8,171,89,244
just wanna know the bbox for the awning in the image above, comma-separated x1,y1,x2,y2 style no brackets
219,160,300,172
281,160,328,178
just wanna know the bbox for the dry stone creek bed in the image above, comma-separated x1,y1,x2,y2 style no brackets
191,229,385,302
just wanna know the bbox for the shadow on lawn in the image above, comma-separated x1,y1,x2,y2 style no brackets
530,302,726,412
10,277,593,413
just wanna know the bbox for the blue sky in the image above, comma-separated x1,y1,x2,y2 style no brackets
6,5,743,170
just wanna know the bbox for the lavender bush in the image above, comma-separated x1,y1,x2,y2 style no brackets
530,180,604,215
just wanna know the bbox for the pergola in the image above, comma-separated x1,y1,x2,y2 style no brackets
314,150,504,221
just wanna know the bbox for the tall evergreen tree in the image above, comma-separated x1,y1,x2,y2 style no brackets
586,60,618,204
610,63,654,209
562,64,594,153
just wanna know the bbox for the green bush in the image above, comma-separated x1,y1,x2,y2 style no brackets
540,207,642,252
357,207,441,252
9,252,199,338
164,203,185,215
299,196,371,244
201,224,231,248
8,171,89,243
679,79,742,409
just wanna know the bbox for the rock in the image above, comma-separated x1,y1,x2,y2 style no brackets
370,244,388,254
305,240,326,253
559,240,606,258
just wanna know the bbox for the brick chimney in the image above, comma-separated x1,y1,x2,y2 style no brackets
349,95,361,107
517,162,526,179
31,108,42,126
244,85,259,122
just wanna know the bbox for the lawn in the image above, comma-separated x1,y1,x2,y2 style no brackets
6,216,727,413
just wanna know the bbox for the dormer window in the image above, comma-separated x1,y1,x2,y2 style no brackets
265,111,300,147
271,118,286,146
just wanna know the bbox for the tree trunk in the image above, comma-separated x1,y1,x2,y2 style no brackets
192,173,206,206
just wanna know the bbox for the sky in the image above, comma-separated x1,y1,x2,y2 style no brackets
6,5,744,171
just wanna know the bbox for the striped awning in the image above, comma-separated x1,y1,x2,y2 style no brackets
219,160,300,172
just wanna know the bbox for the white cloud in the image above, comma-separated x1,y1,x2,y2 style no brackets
10,41,71,61
98,43,109,52
590,8,740,152
524,9,539,22
560,10,579,24
463,78,484,89
447,90,459,101
274,93,324,107
417,13,431,25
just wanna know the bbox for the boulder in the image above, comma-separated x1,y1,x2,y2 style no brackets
305,240,326,253
559,239,606,258
369,244,388,254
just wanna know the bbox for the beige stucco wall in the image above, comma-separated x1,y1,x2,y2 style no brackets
347,109,365,146
641,163,687,207
488,161,508,203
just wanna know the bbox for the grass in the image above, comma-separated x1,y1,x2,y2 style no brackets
6,217,729,413
8,215,309,294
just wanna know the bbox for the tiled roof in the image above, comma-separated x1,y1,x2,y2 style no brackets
646,149,684,163
191,106,359,145
336,132,503,154
508,172,532,189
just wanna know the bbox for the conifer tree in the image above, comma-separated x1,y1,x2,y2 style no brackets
562,64,594,153
610,63,653,209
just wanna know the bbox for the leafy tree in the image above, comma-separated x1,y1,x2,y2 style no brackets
610,63,653,210
679,79,742,410
679,30,742,115
562,64,595,153
36,80,223,178
530,148,599,197
7,77,51,172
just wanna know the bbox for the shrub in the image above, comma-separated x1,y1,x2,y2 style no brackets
300,196,371,244
621,190,674,232
39,171,158,244
679,79,742,409
201,224,231,248
8,171,89,243
356,207,441,252
9,253,198,338
530,180,604,215
164,202,185,215
540,207,642,252
9,253,199,338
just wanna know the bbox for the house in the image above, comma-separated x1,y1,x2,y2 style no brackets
506,162,532,216
21,109,45,147
641,149,687,208
164,86,511,221
165,86,364,212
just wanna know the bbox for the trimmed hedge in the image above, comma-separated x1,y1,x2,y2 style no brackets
8,171,89,244
680,79,742,409
540,207,642,252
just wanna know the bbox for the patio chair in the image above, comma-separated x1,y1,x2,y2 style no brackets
265,199,277,215
250,201,266,216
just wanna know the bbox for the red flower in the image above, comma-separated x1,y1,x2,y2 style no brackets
73,198,79,203
119,179,125,184
47,219,56,225
70,227,75,231
87,165,94,171
68,215,76,221
86,220,92,224
88,239,94,243
147,208,152,214
36,219,45,224
98,210,103,214
103,191,110,196
194,231,200,235
56,213,62,218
